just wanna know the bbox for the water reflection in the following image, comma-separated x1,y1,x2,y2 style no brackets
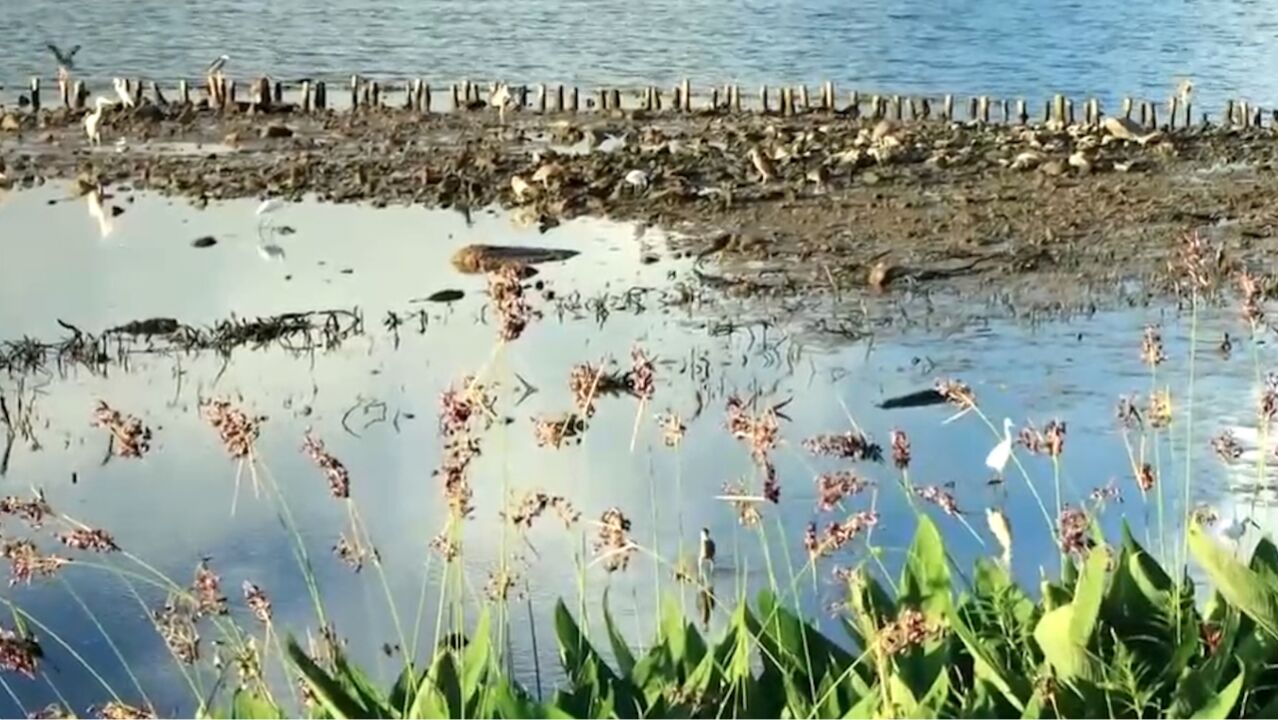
0,185,1271,716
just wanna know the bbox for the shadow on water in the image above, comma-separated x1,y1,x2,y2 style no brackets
0,183,1272,715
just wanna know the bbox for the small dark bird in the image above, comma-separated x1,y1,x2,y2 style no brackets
46,43,81,72
699,527,716,578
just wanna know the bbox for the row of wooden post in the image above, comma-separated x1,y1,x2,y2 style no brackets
15,74,1274,128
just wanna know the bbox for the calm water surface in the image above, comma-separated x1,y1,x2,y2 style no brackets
2,0,1278,109
0,185,1274,715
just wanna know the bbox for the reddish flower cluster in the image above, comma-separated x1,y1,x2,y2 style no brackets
914,485,960,516
302,431,351,499
1239,271,1265,328
1,540,68,585
815,471,870,512
803,432,884,463
192,559,228,617
92,401,152,458
1137,463,1157,493
0,491,53,529
242,581,272,624
934,378,976,411
876,609,939,655
0,625,39,678
532,414,584,448
889,429,911,469
488,265,531,341
505,491,580,529
1019,420,1066,457
1211,431,1243,463
58,528,119,553
725,395,785,504
1058,506,1095,556
201,399,264,459
804,511,878,559
435,377,493,520
569,363,603,419
1141,325,1166,367
154,596,200,665
627,347,656,401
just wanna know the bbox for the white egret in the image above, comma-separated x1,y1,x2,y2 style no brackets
698,527,716,578
112,78,136,108
510,174,533,202
985,507,1013,567
83,96,113,145
1222,517,1258,543
86,185,113,239
985,417,1014,476
488,82,514,124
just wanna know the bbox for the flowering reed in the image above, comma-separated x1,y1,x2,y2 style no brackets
92,401,152,458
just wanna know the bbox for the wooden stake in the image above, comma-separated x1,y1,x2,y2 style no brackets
73,80,87,110
301,81,312,112
423,83,431,113
570,87,579,113
920,97,931,119
799,85,810,111
555,84,564,112
1001,98,1010,124
369,81,380,108
942,94,953,121
681,78,691,112
30,76,41,112
760,86,769,114
178,80,190,106
1122,97,1132,120
710,88,719,110
978,96,989,123
1053,94,1065,125
849,90,860,117
151,81,168,106
536,83,546,113
350,75,360,110
1148,103,1158,129
908,97,919,120
1016,99,1027,124
274,81,283,105
870,94,881,120
1168,97,1178,129
451,83,460,111
58,77,70,107
732,84,741,112
891,95,902,120
610,88,620,111
967,97,978,121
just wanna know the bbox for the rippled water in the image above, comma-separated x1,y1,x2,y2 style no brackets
0,185,1273,715
3,0,1278,110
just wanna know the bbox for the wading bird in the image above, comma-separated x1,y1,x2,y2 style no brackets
698,527,716,578
112,77,136,108
623,169,649,193
985,417,1015,476
83,96,113,145
489,82,514,123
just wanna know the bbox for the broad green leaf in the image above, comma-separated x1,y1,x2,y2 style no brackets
462,608,492,703
899,515,952,619
231,689,283,720
334,653,392,717
843,689,878,719
285,636,368,720
1069,547,1108,646
409,651,460,719
1189,521,1278,639
948,606,1027,711
601,589,636,676
1033,605,1102,683
1188,665,1244,719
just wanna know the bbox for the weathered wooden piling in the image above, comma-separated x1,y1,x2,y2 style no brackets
781,87,793,117
73,80,87,110
316,82,327,110
1001,99,1010,124
799,85,810,111
908,97,920,120
254,77,271,111
227,79,238,111
450,84,460,111
555,84,565,112
299,81,312,112
822,81,834,111
1067,99,1075,126
1052,94,1065,125
1183,102,1191,128
682,78,691,112
849,90,860,117
671,85,682,112
1168,97,1178,129
350,75,360,110
1122,97,1133,120
1253,106,1263,128
967,97,978,122
1042,99,1051,124
58,77,70,107
652,87,662,110
534,83,545,113
274,81,283,105
978,96,990,124
1016,99,1027,125
422,83,431,113
177,80,190,106
132,78,144,108
1148,103,1157,129
29,77,40,112
597,88,608,111
942,94,953,121
570,87,579,113
891,95,902,120
760,86,770,114
710,87,720,110
1139,102,1148,127
1241,101,1251,127
920,97,931,120
609,88,621,112
151,81,168,106
731,84,741,112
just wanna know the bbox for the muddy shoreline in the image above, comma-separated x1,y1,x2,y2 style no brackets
5,102,1278,306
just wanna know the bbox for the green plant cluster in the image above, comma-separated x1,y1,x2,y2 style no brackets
205,515,1278,719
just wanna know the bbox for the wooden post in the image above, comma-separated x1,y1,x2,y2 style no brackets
58,77,70,107
422,83,431,113
609,88,620,111
942,94,953,121
73,80,87,110
570,87,579,113
849,90,859,117
151,81,168,106
799,85,810,111
178,80,190,106
1254,107,1263,128
29,77,40,113
274,81,283,105
652,87,661,110
891,95,902,120
1122,97,1132,120
1001,98,1010,123
255,77,271,112
780,87,791,117
760,86,769,114
710,87,720,110
597,88,607,111
681,78,691,112
300,81,312,112
920,97,931,119
555,84,564,112
1053,94,1065,125
227,79,237,111
450,84,460,111
1016,99,1027,124
1067,98,1075,126
370,81,380,108
978,96,990,123
732,84,741,112
1183,102,1191,128
1241,101,1251,128
350,75,360,110
967,97,978,121
908,97,919,120
870,94,881,119
535,83,546,113
462,80,473,106
1148,103,1158,129
1168,97,1178,129
1139,101,1147,127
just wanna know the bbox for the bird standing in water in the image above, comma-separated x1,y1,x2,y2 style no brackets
83,96,113,145
698,527,716,579
985,417,1015,477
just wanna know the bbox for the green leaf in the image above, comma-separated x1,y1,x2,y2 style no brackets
1188,664,1244,719
231,689,283,720
843,690,878,719
1189,521,1278,639
899,515,952,619
284,636,368,720
1069,546,1108,646
601,589,636,676
948,606,1027,712
333,653,392,717
462,608,492,704
1033,605,1102,684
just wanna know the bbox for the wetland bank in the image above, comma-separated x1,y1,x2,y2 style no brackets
8,68,1278,717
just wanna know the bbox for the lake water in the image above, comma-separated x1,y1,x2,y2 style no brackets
3,0,1278,112
0,184,1274,715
